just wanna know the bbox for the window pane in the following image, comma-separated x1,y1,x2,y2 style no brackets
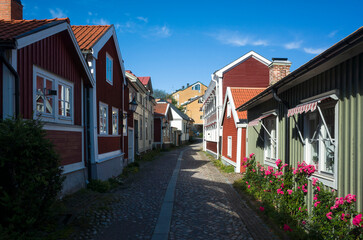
36,76,44,113
45,79,53,114
321,105,335,173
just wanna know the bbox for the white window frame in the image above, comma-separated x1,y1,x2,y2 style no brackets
112,107,119,135
33,66,74,124
227,136,232,157
123,111,127,136
192,83,201,91
106,53,113,85
99,102,108,135
262,115,278,167
304,98,338,188
227,101,231,118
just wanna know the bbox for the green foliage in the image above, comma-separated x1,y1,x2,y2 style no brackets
87,179,110,193
240,154,363,239
121,162,140,177
136,149,161,162
153,89,169,99
0,118,64,237
212,159,235,173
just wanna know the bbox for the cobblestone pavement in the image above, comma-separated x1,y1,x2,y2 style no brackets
77,141,276,240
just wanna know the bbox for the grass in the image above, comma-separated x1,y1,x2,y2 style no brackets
203,151,235,173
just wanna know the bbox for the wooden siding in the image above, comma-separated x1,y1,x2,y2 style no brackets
98,136,121,154
95,36,124,154
46,130,82,166
0,62,2,119
223,57,269,99
222,104,237,163
206,141,217,153
154,118,161,142
17,30,88,124
247,53,363,211
241,128,247,173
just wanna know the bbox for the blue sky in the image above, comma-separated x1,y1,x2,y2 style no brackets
23,0,362,93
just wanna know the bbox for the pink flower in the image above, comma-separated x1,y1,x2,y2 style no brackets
252,169,255,172
313,194,318,201
312,178,318,186
298,207,302,211
353,214,362,226
281,183,284,188
326,212,333,220
287,189,293,195
260,206,265,212
249,153,255,158
269,180,273,183
283,224,292,232
302,221,306,225
265,170,271,175
248,185,251,189
314,201,321,207
243,157,248,162
317,186,321,192
245,181,248,184
280,163,288,170
275,159,282,167
341,213,345,221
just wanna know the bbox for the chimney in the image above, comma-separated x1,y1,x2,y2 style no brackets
0,0,23,21
187,83,189,88
269,58,291,85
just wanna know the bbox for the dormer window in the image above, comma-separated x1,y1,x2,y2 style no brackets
106,53,113,85
192,84,200,91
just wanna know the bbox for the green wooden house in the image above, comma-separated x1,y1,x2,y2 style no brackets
236,27,363,211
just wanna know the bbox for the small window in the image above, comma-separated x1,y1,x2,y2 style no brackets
123,111,127,136
112,107,118,135
200,115,203,119
192,84,200,91
227,102,231,118
58,83,72,118
36,76,54,116
263,116,277,165
106,53,113,85
140,119,142,140
227,136,232,157
99,103,108,134
145,118,148,140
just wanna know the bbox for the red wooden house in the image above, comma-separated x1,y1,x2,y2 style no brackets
220,87,263,172
154,101,173,149
72,24,126,180
0,0,95,194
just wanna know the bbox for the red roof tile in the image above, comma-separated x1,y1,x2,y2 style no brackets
154,102,168,115
139,76,150,85
0,18,69,41
71,25,111,50
230,88,265,119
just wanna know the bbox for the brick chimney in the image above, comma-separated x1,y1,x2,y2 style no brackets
0,0,23,21
269,58,291,85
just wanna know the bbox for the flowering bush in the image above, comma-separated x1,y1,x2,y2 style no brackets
241,154,363,239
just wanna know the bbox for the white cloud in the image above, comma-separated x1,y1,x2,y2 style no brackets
136,16,148,23
211,30,268,47
328,30,338,38
150,25,171,38
284,40,303,50
92,18,110,25
304,47,326,54
49,8,67,18
88,12,93,16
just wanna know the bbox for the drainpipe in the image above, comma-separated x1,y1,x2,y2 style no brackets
0,48,20,119
272,88,290,165
211,77,219,157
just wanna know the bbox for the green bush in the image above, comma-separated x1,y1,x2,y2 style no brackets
0,118,64,237
212,159,235,173
87,179,110,193
121,162,140,177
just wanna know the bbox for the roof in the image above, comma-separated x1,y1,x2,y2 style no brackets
169,103,191,121
154,102,169,115
154,112,165,118
237,27,363,112
0,18,69,41
172,81,207,95
230,88,265,119
71,25,111,50
181,95,202,106
138,76,151,85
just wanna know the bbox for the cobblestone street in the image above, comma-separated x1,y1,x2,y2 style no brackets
89,141,276,240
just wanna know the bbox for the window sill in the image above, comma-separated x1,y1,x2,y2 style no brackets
264,157,278,168
309,172,336,189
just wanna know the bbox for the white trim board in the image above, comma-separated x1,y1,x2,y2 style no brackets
62,162,85,174
97,150,124,163
221,156,237,167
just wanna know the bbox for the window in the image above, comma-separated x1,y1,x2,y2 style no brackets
192,84,200,91
58,83,72,118
34,67,74,123
305,100,337,176
200,115,203,119
106,53,113,85
227,102,231,118
227,136,232,157
198,98,203,104
112,107,118,135
146,118,148,140
263,116,277,165
123,111,127,136
99,103,108,134
140,119,142,140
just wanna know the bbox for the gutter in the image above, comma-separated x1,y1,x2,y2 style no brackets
0,45,20,119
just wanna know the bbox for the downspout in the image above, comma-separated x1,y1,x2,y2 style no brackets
211,77,219,157
0,48,20,119
272,88,290,165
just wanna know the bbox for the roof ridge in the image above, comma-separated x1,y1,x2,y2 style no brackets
0,18,70,23
229,87,266,90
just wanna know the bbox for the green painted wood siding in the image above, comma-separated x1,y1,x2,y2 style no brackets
247,53,363,211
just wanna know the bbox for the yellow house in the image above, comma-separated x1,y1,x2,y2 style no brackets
171,82,207,134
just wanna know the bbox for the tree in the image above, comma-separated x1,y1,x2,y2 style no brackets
153,89,169,100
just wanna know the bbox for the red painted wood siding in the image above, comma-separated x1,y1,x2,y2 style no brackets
45,130,82,166
0,62,2,119
154,118,161,142
98,137,121,154
222,57,269,99
206,141,217,153
17,30,88,125
222,102,238,163
96,36,124,154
